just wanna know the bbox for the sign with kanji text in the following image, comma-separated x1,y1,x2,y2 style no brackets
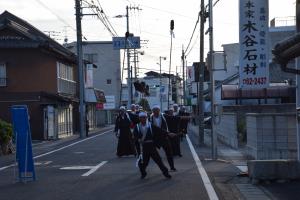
239,0,269,89
112,37,141,49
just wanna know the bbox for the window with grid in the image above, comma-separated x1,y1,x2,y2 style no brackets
0,63,6,86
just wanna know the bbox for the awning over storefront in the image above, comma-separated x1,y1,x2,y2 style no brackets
221,84,296,100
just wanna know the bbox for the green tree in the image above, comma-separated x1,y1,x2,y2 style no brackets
138,98,151,112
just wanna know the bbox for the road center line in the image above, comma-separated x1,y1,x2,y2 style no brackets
0,129,113,171
186,135,219,200
81,161,108,177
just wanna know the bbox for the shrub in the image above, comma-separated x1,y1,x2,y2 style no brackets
0,119,13,154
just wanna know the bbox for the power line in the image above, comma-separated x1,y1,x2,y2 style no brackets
82,0,118,37
35,0,88,40
184,12,200,54
186,32,200,56
95,0,119,36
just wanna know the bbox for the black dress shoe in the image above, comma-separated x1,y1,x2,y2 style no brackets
163,172,172,178
141,172,147,179
170,167,177,171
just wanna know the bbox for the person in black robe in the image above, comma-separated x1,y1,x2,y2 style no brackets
134,112,171,179
127,104,140,125
150,105,176,171
178,106,191,140
165,108,182,157
114,106,136,157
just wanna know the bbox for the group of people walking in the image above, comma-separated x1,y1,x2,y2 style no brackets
114,103,190,179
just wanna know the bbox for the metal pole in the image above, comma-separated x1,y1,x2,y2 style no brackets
160,56,163,110
168,29,173,109
209,0,217,159
133,49,137,104
167,20,174,109
126,6,132,108
198,0,205,146
296,0,300,161
75,0,86,138
182,48,186,105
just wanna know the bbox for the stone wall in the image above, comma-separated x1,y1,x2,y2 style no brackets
246,113,297,160
215,113,238,149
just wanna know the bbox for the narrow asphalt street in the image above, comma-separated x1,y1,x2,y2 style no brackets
0,128,214,200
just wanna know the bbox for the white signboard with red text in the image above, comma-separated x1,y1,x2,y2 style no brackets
239,0,269,89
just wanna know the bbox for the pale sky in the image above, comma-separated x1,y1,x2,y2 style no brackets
0,0,296,78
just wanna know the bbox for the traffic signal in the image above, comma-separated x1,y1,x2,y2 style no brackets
133,81,150,96
170,20,174,30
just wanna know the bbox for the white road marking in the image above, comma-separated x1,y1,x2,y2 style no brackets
34,130,112,159
81,161,108,177
0,129,113,171
186,135,219,200
34,161,53,166
61,166,95,170
0,164,15,171
60,161,108,177
44,161,53,165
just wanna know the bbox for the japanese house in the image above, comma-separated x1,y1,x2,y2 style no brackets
0,11,82,140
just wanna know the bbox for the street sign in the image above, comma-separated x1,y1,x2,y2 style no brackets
11,105,36,182
104,95,116,110
239,0,269,89
112,36,141,49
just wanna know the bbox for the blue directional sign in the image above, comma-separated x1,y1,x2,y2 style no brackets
11,105,36,182
112,36,141,49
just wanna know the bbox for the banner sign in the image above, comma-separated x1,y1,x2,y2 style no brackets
11,105,36,182
239,0,269,88
85,64,93,88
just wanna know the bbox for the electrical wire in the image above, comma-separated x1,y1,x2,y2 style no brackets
35,0,88,40
186,33,199,57
82,0,118,37
184,12,200,54
95,0,119,36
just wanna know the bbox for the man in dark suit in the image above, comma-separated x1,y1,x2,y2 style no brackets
134,112,171,179
149,105,176,171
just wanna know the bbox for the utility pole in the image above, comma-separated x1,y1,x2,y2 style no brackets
182,47,186,105
126,6,132,108
159,56,166,110
209,0,217,160
168,20,174,108
75,0,86,138
198,0,205,145
296,0,300,161
125,6,141,107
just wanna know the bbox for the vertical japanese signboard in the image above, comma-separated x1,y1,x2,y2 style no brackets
239,0,269,88
11,105,36,182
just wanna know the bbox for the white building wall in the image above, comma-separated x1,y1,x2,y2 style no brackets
66,41,121,109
